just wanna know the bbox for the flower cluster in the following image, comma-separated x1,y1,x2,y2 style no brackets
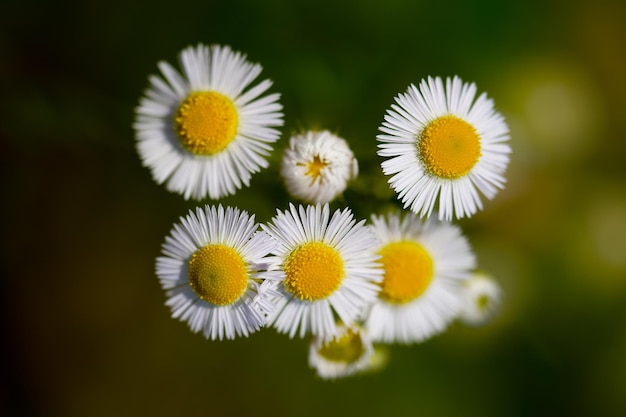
134,43,509,380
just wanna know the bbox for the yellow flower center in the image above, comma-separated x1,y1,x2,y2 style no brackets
378,241,434,304
318,328,365,363
477,294,490,310
174,91,238,155
284,242,344,301
305,155,327,180
187,244,248,306
418,115,482,179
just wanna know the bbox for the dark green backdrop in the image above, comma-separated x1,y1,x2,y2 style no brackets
2,0,626,416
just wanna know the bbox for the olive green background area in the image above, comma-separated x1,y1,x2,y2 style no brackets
2,0,626,416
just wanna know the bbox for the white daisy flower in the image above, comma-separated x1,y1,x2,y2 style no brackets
377,76,511,220
459,271,502,326
365,211,476,344
261,204,383,341
308,323,373,380
156,205,276,340
134,44,284,200
280,130,358,204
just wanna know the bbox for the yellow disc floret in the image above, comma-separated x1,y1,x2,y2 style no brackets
305,155,327,180
318,328,365,363
477,294,490,310
418,115,482,179
175,91,238,155
284,242,344,301
187,244,248,305
378,240,434,304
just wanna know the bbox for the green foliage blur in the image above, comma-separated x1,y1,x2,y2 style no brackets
2,0,626,416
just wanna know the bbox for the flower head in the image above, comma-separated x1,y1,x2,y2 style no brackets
156,205,276,340
261,204,383,341
308,323,374,380
377,76,511,220
459,271,502,326
281,130,358,204
134,44,284,200
365,211,476,344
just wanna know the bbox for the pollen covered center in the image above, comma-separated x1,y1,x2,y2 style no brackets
175,91,238,155
284,241,344,301
318,328,365,363
187,244,248,306
418,115,482,179
305,155,327,180
379,240,434,304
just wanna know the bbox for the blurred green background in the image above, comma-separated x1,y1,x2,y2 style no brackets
2,0,626,416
